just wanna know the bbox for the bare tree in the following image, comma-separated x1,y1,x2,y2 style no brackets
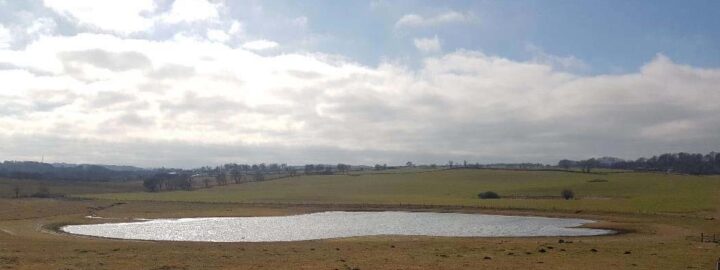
230,168,242,184
215,172,228,186
13,185,20,199
143,178,162,192
178,174,193,191
288,167,298,177
581,158,599,173
337,163,350,174
203,177,211,188
558,159,574,170
304,164,315,175
253,171,265,181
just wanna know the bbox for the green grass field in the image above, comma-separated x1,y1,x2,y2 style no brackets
4,169,720,269
83,169,720,214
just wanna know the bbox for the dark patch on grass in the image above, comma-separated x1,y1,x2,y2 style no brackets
588,179,609,183
0,256,19,265
477,191,500,199
150,265,187,270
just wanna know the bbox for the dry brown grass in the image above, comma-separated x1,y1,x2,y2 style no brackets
1,198,719,269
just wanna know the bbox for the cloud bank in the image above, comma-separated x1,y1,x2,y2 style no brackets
395,11,475,28
0,1,718,168
242,39,279,51
414,36,441,53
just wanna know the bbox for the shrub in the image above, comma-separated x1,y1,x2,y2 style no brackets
478,191,500,199
143,178,161,192
561,189,575,200
30,187,51,198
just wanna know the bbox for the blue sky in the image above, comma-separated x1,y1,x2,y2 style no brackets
224,0,720,73
1,0,719,167
2,0,718,72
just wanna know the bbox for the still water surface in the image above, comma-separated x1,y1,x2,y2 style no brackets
62,211,613,242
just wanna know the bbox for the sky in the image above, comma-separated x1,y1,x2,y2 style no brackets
0,0,719,168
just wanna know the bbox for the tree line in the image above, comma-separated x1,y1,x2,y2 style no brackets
143,163,304,192
304,164,351,175
558,152,720,175
142,172,193,192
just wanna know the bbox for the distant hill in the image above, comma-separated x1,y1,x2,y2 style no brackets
52,163,146,172
0,161,153,181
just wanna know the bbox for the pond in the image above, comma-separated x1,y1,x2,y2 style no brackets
61,211,613,242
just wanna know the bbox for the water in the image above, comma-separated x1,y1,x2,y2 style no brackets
61,211,613,242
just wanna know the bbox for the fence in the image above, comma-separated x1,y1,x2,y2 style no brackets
699,233,720,243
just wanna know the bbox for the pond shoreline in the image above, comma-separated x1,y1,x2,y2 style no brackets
57,211,618,243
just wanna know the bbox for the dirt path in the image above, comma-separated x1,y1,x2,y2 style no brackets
0,227,14,236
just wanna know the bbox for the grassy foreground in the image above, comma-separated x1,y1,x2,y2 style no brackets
85,169,720,214
1,169,719,269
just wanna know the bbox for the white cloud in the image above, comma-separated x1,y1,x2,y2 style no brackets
292,16,308,28
242,39,279,51
396,14,423,28
228,20,244,35
0,24,11,48
160,0,221,24
395,11,474,28
413,36,441,53
2,0,720,167
206,29,230,43
1,30,719,167
525,44,588,71
41,0,223,34
42,0,157,34
26,17,57,36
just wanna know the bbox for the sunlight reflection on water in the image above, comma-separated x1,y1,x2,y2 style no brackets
62,211,613,242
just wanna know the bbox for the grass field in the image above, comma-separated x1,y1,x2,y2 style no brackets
2,169,720,269
0,178,142,198
85,169,720,214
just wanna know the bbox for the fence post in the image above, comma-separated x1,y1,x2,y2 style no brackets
701,233,704,243
716,257,720,270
